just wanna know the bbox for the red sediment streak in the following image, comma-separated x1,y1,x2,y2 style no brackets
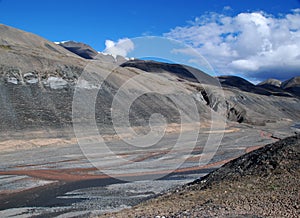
245,145,264,153
0,145,264,182
0,157,234,182
0,168,100,182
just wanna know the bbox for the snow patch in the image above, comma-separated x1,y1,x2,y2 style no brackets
54,40,71,45
46,77,68,89
26,78,38,84
7,77,18,84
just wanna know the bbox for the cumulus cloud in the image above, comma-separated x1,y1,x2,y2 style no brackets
103,38,134,58
164,9,300,82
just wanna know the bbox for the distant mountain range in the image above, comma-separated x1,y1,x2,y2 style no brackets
57,38,300,98
0,23,299,134
218,75,299,97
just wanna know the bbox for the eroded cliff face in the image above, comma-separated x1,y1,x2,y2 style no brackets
0,24,299,137
207,87,300,125
122,60,300,126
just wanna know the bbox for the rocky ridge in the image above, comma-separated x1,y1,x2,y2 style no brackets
57,40,98,59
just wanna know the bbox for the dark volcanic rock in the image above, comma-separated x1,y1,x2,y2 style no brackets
191,134,300,188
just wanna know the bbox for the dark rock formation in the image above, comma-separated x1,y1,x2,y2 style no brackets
121,59,217,85
190,134,300,188
218,75,292,97
58,41,98,59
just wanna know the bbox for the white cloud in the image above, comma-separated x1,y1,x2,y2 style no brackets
291,8,300,14
103,38,134,58
164,9,300,81
171,47,199,56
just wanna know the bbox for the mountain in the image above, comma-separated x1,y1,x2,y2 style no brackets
57,40,98,59
0,23,299,134
258,78,282,87
282,76,300,89
0,24,86,132
120,59,217,84
256,77,300,97
217,75,255,89
281,76,300,96
218,75,295,97
0,24,212,134
57,40,128,63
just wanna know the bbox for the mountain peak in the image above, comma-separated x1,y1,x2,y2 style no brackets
58,40,98,59
258,78,282,87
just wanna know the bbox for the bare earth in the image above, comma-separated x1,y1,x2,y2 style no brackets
100,134,300,218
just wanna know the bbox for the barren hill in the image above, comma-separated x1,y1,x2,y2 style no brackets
0,24,300,136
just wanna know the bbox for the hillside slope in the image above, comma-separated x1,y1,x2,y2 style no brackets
0,24,213,135
0,23,299,139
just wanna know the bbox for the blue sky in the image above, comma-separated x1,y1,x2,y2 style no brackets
0,0,298,50
1,0,300,82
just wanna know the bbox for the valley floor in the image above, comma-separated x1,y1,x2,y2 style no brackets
0,121,298,217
